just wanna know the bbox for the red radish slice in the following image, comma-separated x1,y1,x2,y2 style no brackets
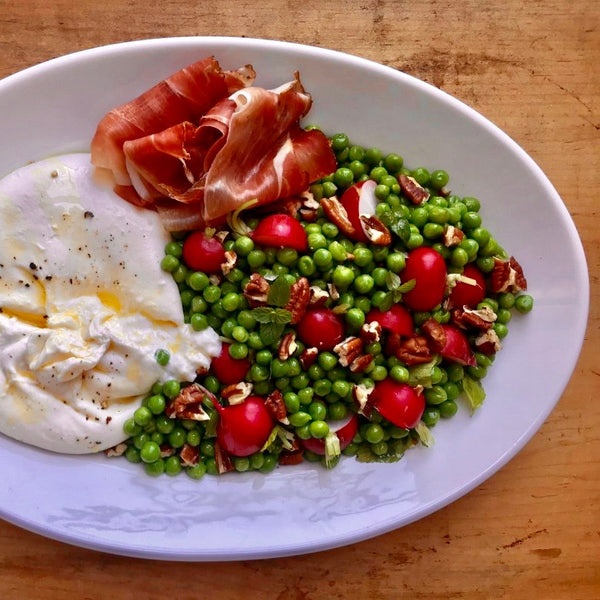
339,179,378,242
300,414,359,455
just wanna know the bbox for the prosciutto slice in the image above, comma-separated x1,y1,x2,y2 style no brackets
91,56,255,185
91,59,336,229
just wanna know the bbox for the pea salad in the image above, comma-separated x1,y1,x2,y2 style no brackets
111,131,533,479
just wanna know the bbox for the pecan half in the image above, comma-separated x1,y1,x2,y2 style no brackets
298,191,320,222
179,443,200,467
165,383,211,421
360,321,382,344
221,381,253,405
278,332,298,361
327,283,340,301
214,441,234,474
474,329,503,354
265,389,288,423
104,443,127,457
452,305,496,330
349,353,373,373
399,174,430,205
309,285,329,306
279,196,303,218
279,449,304,466
284,277,310,324
160,444,176,458
359,215,392,246
243,273,270,307
420,318,447,352
443,225,465,247
220,250,237,275
320,196,356,238
299,347,318,369
353,383,375,418
396,335,432,365
489,256,527,294
333,336,364,367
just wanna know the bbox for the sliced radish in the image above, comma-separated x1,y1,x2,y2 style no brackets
339,179,378,242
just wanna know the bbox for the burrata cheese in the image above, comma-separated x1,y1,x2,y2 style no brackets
0,153,221,453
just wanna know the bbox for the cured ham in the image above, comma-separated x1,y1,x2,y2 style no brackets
91,56,255,185
91,58,336,229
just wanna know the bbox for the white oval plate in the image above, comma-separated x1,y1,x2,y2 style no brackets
0,37,589,560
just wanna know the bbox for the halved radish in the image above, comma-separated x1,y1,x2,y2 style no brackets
339,179,378,242
300,414,359,455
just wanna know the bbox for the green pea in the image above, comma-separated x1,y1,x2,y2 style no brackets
332,380,351,398
309,420,329,438
286,358,302,377
202,285,221,303
333,265,355,288
345,307,365,329
317,352,338,371
329,241,348,262
463,196,481,212
229,342,248,359
160,254,180,273
334,167,354,188
247,249,266,269
123,417,142,437
430,169,449,190
140,441,161,463
386,252,406,273
313,379,332,397
284,392,300,413
147,394,166,415
411,167,430,186
354,296,371,313
515,294,534,313
298,255,317,276
354,274,374,294
298,388,314,405
291,373,311,390
451,247,469,267
423,222,444,239
288,411,311,427
322,181,338,198
370,365,388,381
406,233,424,249
389,365,410,383
364,423,385,444
250,453,265,470
247,332,265,350
144,459,165,477
493,322,509,339
370,165,388,182
313,248,333,269
255,349,273,366
186,429,202,447
467,364,488,379
331,133,350,152
374,184,390,200
424,385,448,405
271,358,289,378
422,407,440,427
186,462,207,480
234,235,254,256
133,406,153,427
383,153,404,173
442,381,461,401
308,401,328,421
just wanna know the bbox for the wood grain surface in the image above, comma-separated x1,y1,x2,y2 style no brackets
0,1,598,598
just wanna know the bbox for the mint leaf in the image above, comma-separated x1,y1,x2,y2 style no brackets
380,211,411,243
267,275,291,307
251,307,274,323
260,322,284,345
397,279,416,293
386,271,402,291
271,308,292,325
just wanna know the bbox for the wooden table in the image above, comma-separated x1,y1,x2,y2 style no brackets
0,1,598,598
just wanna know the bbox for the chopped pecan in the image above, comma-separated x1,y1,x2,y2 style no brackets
279,196,303,218
214,441,234,474
399,174,430,205
265,389,288,423
420,318,447,352
396,335,432,365
442,225,465,247
474,329,503,354
195,364,209,377
299,207,319,222
220,250,237,275
385,332,403,356
359,215,392,246
279,449,304,466
209,273,222,286
221,381,253,405
214,230,230,243
104,443,127,457
349,353,373,373
165,383,211,421
353,383,375,418
489,256,527,294
160,444,176,458
333,336,364,367
243,273,270,307
299,347,318,369
452,305,496,330
298,191,320,222
327,283,340,301
320,196,356,238
179,443,199,466
284,277,310,324
360,321,382,344
278,332,298,361
309,285,329,306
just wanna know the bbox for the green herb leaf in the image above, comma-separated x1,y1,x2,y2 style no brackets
408,355,441,388
380,211,411,243
462,375,486,413
271,308,292,325
386,271,402,291
267,275,291,307
251,307,274,323
260,322,284,345
397,279,416,293
378,292,395,312
251,306,291,325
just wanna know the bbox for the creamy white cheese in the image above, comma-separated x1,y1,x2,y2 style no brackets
0,153,221,453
